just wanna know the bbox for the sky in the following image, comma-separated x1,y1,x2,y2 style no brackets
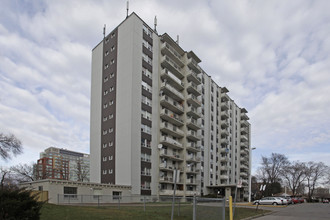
1,0,330,174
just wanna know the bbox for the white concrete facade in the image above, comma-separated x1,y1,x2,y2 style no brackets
90,12,251,199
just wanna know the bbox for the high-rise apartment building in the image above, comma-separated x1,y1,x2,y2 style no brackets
90,13,251,200
37,147,90,182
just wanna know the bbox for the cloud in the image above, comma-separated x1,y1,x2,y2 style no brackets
0,0,330,172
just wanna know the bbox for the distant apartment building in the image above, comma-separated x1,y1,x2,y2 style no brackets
90,13,251,200
36,147,90,182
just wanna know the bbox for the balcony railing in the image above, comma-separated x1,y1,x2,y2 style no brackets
160,122,184,138
160,109,184,126
186,81,201,96
241,120,249,127
241,112,249,120
220,93,230,101
186,117,201,130
160,136,183,149
220,102,229,110
161,82,184,101
160,95,184,114
187,130,201,141
187,70,201,85
187,93,201,107
161,55,184,79
160,69,184,91
161,42,184,67
186,142,201,152
187,58,201,73
187,106,201,118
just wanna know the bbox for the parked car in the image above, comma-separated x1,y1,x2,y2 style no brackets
323,199,329,203
253,197,285,205
291,197,300,204
283,197,293,204
297,197,305,203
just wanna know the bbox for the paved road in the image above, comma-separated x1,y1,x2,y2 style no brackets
255,203,330,220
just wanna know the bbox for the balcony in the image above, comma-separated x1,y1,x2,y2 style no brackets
221,110,229,119
160,82,184,101
186,106,201,119
160,69,184,91
241,120,249,127
219,165,228,171
220,129,229,137
241,134,248,142
159,189,184,196
241,112,249,120
159,176,173,183
141,171,151,176
159,149,184,161
240,156,248,163
241,142,248,149
161,55,184,79
187,58,201,73
160,95,184,114
240,172,248,178
220,157,228,162
186,167,199,173
240,164,248,170
220,147,228,153
186,155,201,163
186,142,201,152
220,138,229,145
220,175,228,180
220,93,230,101
187,70,202,85
240,149,248,156
187,130,201,141
160,122,184,138
160,109,184,127
160,136,183,150
220,120,229,128
220,102,229,111
187,93,201,107
186,178,198,185
161,42,184,67
186,117,201,130
186,81,201,96
185,190,201,196
241,127,249,135
159,163,173,171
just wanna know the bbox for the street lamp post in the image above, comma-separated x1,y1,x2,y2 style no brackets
248,147,256,203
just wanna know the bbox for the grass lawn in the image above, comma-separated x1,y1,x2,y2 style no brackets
40,203,269,220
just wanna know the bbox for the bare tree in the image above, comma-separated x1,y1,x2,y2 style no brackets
280,161,306,196
304,162,328,201
74,158,89,182
10,163,37,182
258,153,289,184
0,133,22,160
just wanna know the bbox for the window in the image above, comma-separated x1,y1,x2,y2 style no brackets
109,169,113,174
109,141,113,147
64,187,77,199
109,155,113,160
104,64,109,69
111,32,115,38
103,143,107,148
141,81,152,92
103,156,107,162
102,170,107,174
113,191,122,200
105,38,109,43
110,72,115,78
110,59,115,64
110,86,114,92
104,90,108,95
104,76,108,82
105,51,109,56
103,130,108,135
109,128,113,133
109,114,113,119
111,46,115,51
103,116,108,122
109,100,114,105
103,103,108,109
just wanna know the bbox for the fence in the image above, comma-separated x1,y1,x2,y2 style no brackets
57,194,226,220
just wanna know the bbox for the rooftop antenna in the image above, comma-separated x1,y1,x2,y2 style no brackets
126,1,129,18
176,35,179,45
103,24,106,39
154,16,157,33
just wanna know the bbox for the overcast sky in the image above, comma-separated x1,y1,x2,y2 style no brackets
1,0,330,173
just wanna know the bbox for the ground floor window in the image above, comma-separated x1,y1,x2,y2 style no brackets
64,186,77,199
